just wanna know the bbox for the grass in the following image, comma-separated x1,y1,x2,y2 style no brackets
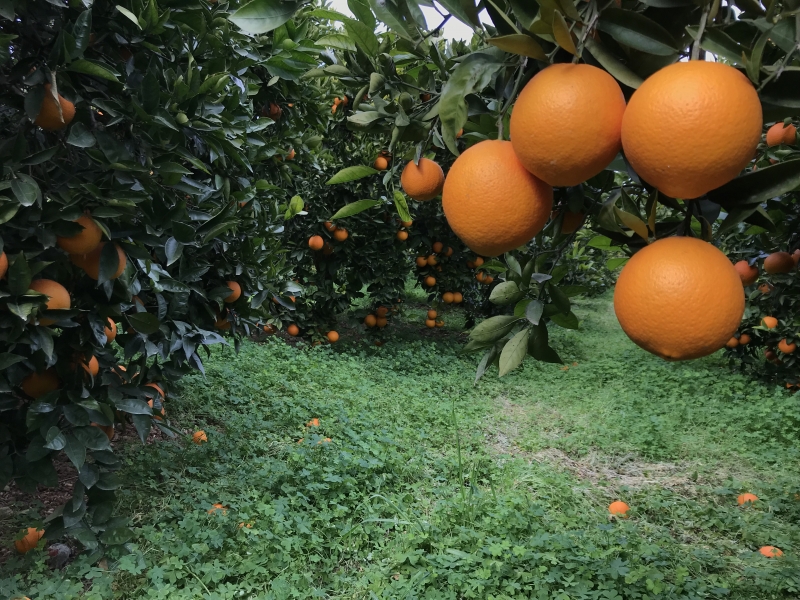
3,293,800,599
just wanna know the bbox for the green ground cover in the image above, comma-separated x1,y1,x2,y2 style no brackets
3,293,799,599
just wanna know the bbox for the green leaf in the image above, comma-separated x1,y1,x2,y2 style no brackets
331,199,381,219
392,191,411,223
368,0,418,41
597,8,678,56
550,310,580,329
115,5,141,29
487,34,546,60
552,12,577,55
326,165,379,184
489,281,524,305
127,313,161,335
67,122,96,147
525,299,544,325
344,18,379,56
474,345,498,385
499,328,530,376
529,323,563,363
587,234,615,249
348,0,375,28
746,29,769,84
694,27,747,66
113,398,153,415
164,237,183,266
324,64,351,77
614,207,650,241
308,8,350,22
584,38,644,89
707,158,800,209
11,174,41,207
98,241,121,284
606,256,628,270
230,0,299,34
316,34,356,52
439,50,505,155
68,59,120,82
8,253,31,296
549,284,571,314
470,315,521,343
0,352,25,370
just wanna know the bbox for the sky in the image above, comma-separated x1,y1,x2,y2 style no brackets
327,0,488,41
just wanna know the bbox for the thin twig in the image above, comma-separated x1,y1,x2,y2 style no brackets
574,1,601,63
691,3,711,60
496,58,528,140
757,40,799,91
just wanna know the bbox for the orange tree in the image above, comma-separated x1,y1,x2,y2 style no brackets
307,0,800,380
0,0,337,557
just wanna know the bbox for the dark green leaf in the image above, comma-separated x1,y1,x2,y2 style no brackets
488,34,546,59
489,280,523,305
584,38,644,89
8,253,31,296
525,299,544,325
331,199,381,219
230,0,299,34
499,328,529,376
0,352,25,369
392,191,411,223
470,315,521,343
344,18,379,56
127,313,161,335
67,59,120,82
707,158,800,209
326,165,379,184
598,8,678,56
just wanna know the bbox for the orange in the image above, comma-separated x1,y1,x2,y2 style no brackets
193,430,208,444
442,140,552,257
376,307,389,317
287,324,300,336
474,257,484,267
326,331,339,343
556,211,585,234
424,276,436,287
442,292,454,304
400,158,444,201
308,235,324,250
738,334,751,345
215,315,231,330
614,237,745,360
778,339,796,354
20,369,60,398
435,319,444,328
761,316,778,329
374,156,389,170
82,355,99,377
484,276,494,285
14,527,45,554
268,102,281,120
396,230,408,241
324,221,337,232
56,214,102,255
376,316,388,328
759,546,783,558
341,96,348,106
286,149,296,160
758,283,773,295
621,62,762,199
225,281,241,303
425,318,436,328
608,501,629,517
444,247,453,257
427,310,437,319
333,228,348,242
207,503,227,515
92,422,114,441
146,383,165,399
765,349,777,361
476,272,486,283
725,337,738,349
766,122,796,146
763,251,795,274
456,128,463,138
0,251,7,279
30,279,70,325
105,318,118,343
453,292,463,303
737,493,758,505
331,104,337,114
307,418,320,427
35,84,75,130
71,242,126,280
333,97,341,106
401,220,413,227
426,255,437,267
415,257,427,268
510,64,625,187
733,260,758,286
364,314,377,328
432,242,443,254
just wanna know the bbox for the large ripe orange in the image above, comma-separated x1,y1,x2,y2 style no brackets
763,251,795,274
608,501,630,517
759,546,783,558
333,228,348,242
442,140,552,257
733,260,758,286
81,355,99,377
56,214,102,255
766,122,796,147
621,62,762,199
364,314,377,328
35,84,75,131
20,368,60,398
614,237,745,360
30,279,70,325
72,242,126,280
778,339,796,354
509,64,625,187
374,156,389,170
308,235,324,251
737,492,758,505
400,158,444,201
